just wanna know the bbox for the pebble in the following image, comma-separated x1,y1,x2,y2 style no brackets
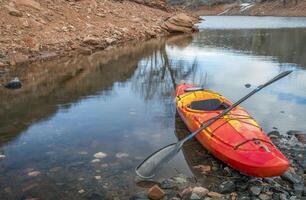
91,159,100,163
94,175,101,180
207,191,223,198
115,152,129,158
78,189,85,194
259,193,270,200
192,186,209,197
27,171,41,177
245,83,251,88
148,185,165,200
190,192,201,200
218,180,236,193
250,186,262,196
93,152,107,159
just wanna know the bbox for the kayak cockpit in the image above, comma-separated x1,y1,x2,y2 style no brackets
189,99,230,111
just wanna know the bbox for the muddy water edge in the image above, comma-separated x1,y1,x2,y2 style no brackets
0,16,306,199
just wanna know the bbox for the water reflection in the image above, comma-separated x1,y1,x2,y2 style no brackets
0,16,306,199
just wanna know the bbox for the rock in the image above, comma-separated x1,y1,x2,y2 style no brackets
259,194,270,200
219,180,236,193
78,189,85,194
27,171,41,177
293,183,303,197
93,152,107,159
267,131,281,137
8,52,29,65
147,185,165,200
190,192,201,200
5,5,23,17
83,36,100,45
194,165,212,174
0,154,6,159
281,172,302,184
130,191,149,200
207,191,223,198
179,186,192,197
245,83,251,88
279,194,288,200
94,175,101,180
4,77,22,89
162,13,198,33
14,0,42,10
192,186,209,197
116,152,129,158
250,186,262,196
91,159,100,163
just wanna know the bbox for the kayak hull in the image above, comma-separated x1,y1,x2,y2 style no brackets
175,83,289,177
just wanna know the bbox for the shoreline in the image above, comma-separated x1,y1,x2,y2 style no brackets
0,0,199,69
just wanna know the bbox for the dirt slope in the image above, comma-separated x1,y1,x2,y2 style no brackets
0,0,198,67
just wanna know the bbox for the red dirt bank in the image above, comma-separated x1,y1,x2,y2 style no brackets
0,0,198,67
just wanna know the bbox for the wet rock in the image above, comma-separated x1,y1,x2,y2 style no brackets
179,186,192,197
190,192,201,200
293,183,303,197
239,194,251,200
245,83,251,88
162,13,198,33
27,171,41,177
93,152,107,159
4,77,22,89
207,191,223,198
91,159,100,163
94,175,101,180
279,193,288,200
116,152,129,158
78,189,85,194
218,180,236,193
267,131,281,138
0,154,6,159
192,186,209,198
147,185,165,200
5,5,23,17
250,186,262,196
281,172,302,184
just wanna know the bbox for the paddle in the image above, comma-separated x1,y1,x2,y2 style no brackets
136,70,293,179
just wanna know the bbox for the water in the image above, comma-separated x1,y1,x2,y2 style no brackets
0,16,306,199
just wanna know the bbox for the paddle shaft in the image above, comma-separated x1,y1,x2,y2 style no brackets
179,70,292,145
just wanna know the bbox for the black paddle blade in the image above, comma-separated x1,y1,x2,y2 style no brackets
136,143,180,179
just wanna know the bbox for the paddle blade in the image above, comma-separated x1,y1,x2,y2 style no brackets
136,143,180,179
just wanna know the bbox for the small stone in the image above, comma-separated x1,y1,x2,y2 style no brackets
83,36,100,45
281,172,302,184
5,5,23,17
207,191,223,198
93,152,107,159
194,165,211,174
148,185,165,200
293,183,303,197
280,194,288,200
250,186,262,196
78,189,85,194
219,181,236,193
192,186,209,197
94,176,101,180
115,153,129,158
91,159,100,163
180,187,192,197
190,192,201,200
259,194,270,200
4,77,22,89
105,37,116,45
28,171,41,177
245,83,251,88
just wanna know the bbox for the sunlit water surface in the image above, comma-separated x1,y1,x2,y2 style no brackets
0,16,306,199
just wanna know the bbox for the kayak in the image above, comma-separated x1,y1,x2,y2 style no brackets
175,83,289,177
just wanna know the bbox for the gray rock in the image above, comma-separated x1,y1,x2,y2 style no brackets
259,194,271,200
281,172,302,184
245,83,251,88
280,194,288,200
293,183,304,197
218,180,236,193
130,191,149,200
250,186,262,196
190,192,201,200
239,194,251,200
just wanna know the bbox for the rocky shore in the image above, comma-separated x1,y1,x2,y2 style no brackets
0,0,199,68
132,130,306,200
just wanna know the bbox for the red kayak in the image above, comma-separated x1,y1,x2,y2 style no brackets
175,83,289,177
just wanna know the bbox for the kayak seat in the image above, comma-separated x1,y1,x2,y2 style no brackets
189,99,230,111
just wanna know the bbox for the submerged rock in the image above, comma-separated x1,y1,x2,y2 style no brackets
93,152,107,159
116,152,129,158
148,185,165,200
0,154,6,159
27,171,41,177
4,77,22,89
250,185,262,196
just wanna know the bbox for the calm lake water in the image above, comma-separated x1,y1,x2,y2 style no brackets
0,16,306,199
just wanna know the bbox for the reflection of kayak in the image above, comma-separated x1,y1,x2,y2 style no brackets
175,83,289,177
